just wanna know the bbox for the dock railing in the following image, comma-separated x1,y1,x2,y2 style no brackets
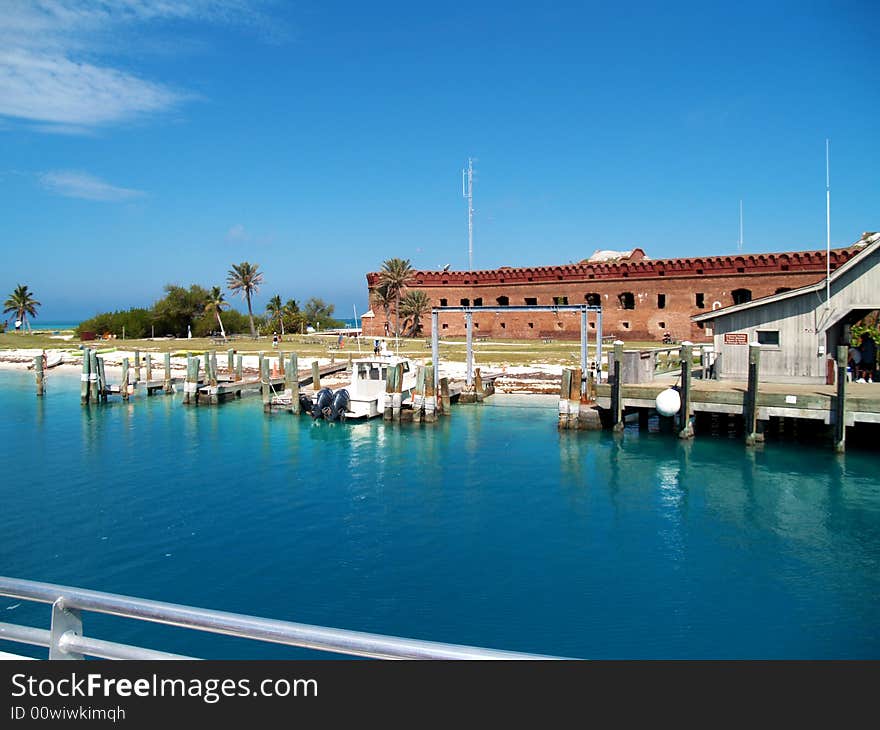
0,576,561,660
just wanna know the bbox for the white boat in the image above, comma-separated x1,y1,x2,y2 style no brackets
293,355,420,420
343,355,419,419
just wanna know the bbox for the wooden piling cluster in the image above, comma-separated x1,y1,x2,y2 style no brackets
73,346,179,404
557,367,601,430
593,341,863,451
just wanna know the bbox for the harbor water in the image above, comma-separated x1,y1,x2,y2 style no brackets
0,370,878,658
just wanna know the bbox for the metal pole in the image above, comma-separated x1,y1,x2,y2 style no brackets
596,308,604,383
826,138,831,305
465,310,473,388
431,309,440,394
580,306,588,395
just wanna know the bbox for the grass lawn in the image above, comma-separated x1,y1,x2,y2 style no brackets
0,330,674,367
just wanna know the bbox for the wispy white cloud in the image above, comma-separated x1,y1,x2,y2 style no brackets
226,223,249,241
40,170,146,202
0,1,280,132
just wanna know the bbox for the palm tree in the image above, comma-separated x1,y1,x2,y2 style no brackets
378,258,414,336
283,298,300,333
227,262,263,337
399,290,431,337
204,286,228,340
3,284,41,333
266,294,285,337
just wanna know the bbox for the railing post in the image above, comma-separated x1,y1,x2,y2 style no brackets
834,345,848,452
580,307,588,393
49,599,83,660
744,342,761,445
678,342,694,439
558,368,571,429
432,309,440,395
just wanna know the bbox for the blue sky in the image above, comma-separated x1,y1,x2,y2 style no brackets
1,0,877,321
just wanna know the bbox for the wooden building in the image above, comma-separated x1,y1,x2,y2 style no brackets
692,232,880,383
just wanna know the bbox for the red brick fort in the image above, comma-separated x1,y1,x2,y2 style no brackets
365,240,867,342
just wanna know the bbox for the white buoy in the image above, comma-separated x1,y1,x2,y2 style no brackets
655,387,681,417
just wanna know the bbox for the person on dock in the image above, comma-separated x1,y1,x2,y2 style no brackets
373,338,381,356
272,331,279,348
858,335,876,382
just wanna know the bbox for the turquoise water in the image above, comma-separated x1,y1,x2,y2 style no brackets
1,370,878,659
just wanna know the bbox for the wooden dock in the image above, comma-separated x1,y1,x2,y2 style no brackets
197,362,348,404
594,380,880,426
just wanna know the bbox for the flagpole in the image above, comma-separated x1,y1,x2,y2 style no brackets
826,138,831,305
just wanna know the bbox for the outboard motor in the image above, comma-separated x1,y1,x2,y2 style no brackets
327,389,350,421
298,393,314,416
312,388,334,419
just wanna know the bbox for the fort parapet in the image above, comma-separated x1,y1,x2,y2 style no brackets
365,240,868,341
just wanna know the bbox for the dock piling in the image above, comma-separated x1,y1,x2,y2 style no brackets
89,349,100,403
81,349,90,405
424,365,436,422
311,361,321,391
678,342,694,439
121,358,130,401
34,355,44,396
227,349,235,375
261,357,271,412
97,357,107,402
163,353,172,394
145,353,152,384
744,343,761,446
134,351,141,383
834,345,847,452
288,352,300,414
440,377,451,414
611,341,624,432
558,369,572,429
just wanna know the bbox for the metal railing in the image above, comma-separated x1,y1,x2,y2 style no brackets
0,576,562,660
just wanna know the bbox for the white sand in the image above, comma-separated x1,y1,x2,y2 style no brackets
0,348,566,393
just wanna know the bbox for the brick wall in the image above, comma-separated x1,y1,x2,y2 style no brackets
365,246,860,342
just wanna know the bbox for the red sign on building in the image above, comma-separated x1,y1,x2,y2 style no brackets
724,333,749,345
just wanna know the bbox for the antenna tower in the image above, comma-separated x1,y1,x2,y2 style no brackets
738,200,744,251
462,157,474,270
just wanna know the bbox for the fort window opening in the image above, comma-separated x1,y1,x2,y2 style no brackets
500,322,506,329
439,298,448,307
775,287,791,295
474,322,480,328
460,298,469,306
736,267,745,274
524,297,538,305
658,321,666,329
657,293,666,309
695,293,705,308
553,296,569,305
442,323,448,330
622,321,631,329
589,322,595,329
732,288,752,305
618,292,635,310
473,297,483,306
585,293,600,306
528,322,534,329
496,296,509,306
